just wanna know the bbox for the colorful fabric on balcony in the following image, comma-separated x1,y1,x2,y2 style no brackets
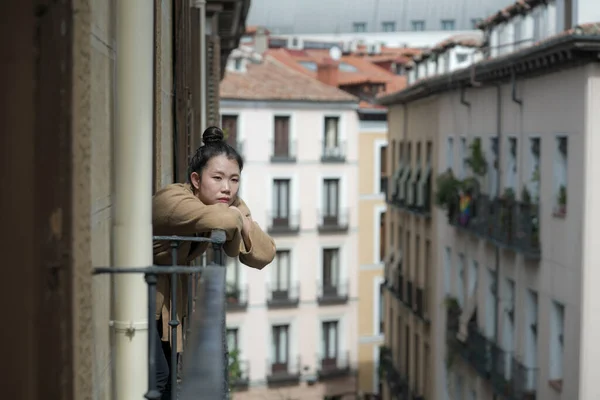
459,194,472,226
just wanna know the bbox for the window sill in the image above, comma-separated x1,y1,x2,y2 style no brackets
548,379,563,393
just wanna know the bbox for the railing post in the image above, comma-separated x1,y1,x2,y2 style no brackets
145,272,160,400
169,241,180,400
211,232,229,400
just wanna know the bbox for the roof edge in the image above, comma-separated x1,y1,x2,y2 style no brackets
377,34,600,106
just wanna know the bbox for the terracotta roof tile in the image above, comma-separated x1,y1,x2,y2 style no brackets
220,56,358,102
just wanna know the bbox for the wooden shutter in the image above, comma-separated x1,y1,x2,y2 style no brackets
274,116,289,156
221,115,238,146
206,35,221,127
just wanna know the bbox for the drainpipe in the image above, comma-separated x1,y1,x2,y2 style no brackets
113,1,154,398
492,83,503,400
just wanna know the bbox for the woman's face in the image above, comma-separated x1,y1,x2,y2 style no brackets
191,155,240,206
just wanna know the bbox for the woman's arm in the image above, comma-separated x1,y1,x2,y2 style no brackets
227,199,276,269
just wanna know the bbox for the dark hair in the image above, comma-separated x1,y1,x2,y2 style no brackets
187,126,244,183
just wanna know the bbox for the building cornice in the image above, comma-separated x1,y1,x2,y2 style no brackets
377,34,600,106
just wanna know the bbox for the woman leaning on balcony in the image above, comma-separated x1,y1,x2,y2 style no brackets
152,126,276,399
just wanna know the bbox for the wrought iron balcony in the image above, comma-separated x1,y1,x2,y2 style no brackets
229,359,250,391
405,280,414,309
270,139,297,163
267,211,300,235
447,194,540,260
379,346,407,399
225,283,248,312
317,350,352,380
93,231,230,400
415,287,429,322
445,302,538,400
381,176,388,197
266,356,301,386
321,140,346,163
317,208,350,233
266,283,300,308
317,281,349,305
396,273,404,302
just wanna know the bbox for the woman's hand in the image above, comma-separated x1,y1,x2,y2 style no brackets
229,206,252,234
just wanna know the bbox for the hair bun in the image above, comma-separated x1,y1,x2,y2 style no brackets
202,126,224,145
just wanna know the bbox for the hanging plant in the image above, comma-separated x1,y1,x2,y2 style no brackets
465,138,488,177
435,169,461,209
521,186,532,204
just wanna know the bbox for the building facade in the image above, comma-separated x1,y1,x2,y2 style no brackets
246,0,511,34
379,1,600,400
3,0,248,399
220,53,361,399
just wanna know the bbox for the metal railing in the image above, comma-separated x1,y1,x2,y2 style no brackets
317,350,352,379
317,281,349,305
93,230,229,400
266,283,300,308
267,211,301,235
321,140,347,162
317,208,350,232
270,139,297,163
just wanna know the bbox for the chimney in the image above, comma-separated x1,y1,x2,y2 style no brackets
316,57,339,87
254,26,269,54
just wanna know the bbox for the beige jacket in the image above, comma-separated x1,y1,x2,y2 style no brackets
152,183,276,351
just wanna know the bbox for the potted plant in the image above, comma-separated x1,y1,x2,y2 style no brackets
226,283,240,304
435,169,462,218
228,348,243,391
465,138,488,178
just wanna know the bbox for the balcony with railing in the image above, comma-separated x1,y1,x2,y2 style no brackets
266,283,300,309
379,346,407,398
93,231,231,399
266,356,301,386
447,194,540,260
229,358,250,391
321,140,346,163
415,286,429,323
267,211,300,235
317,281,349,305
317,208,350,233
270,139,297,163
317,350,352,380
404,280,414,309
445,301,538,400
225,283,248,312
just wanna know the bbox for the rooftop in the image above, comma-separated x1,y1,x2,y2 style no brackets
220,55,358,103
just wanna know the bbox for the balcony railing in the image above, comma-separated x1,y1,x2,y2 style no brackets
321,140,346,162
445,305,538,400
225,284,248,312
447,194,540,260
415,287,428,321
317,350,352,380
230,359,250,390
266,283,300,308
270,139,297,163
93,231,229,400
267,211,300,235
396,273,404,302
317,208,350,233
380,176,388,197
266,356,301,385
379,346,407,398
317,281,349,305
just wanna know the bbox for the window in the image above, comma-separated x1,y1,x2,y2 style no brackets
485,268,496,337
506,137,518,191
459,137,467,179
221,115,238,147
323,116,341,156
378,284,385,334
273,116,291,158
272,325,289,367
471,18,482,29
379,212,386,262
554,136,568,215
322,248,340,289
272,250,290,293
529,137,541,200
489,137,499,196
272,179,290,226
457,253,465,306
441,19,455,30
503,278,516,371
549,301,564,383
323,178,340,219
444,247,452,295
226,259,240,289
382,21,396,32
299,60,317,71
322,321,339,361
353,22,367,32
525,290,538,390
380,145,388,193
446,137,454,171
411,20,425,31
455,52,468,63
226,328,238,351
